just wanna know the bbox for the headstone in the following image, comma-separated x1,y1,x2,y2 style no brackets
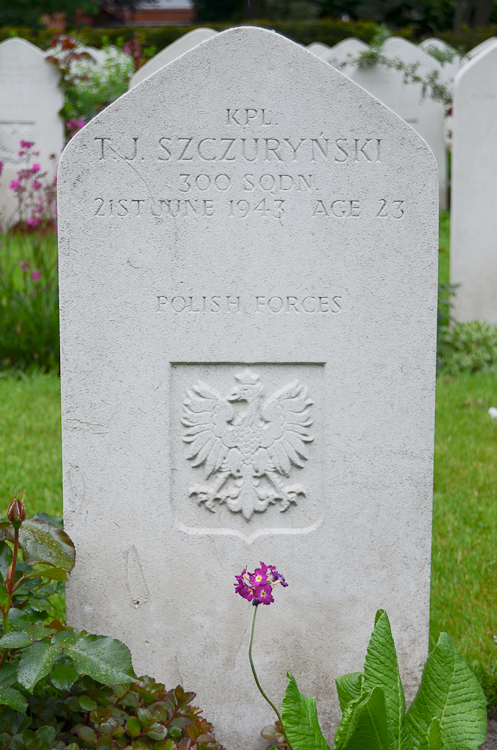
58,26,438,750
350,37,448,208
0,38,63,226
327,37,369,66
307,41,330,59
450,40,497,322
129,28,217,88
465,37,497,62
419,38,460,82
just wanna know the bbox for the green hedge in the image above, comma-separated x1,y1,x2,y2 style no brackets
0,20,496,53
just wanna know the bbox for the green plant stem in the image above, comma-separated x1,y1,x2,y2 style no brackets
248,605,293,750
3,527,19,636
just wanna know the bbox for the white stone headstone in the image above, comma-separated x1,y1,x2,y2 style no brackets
306,41,330,59
350,37,448,208
451,39,497,322
0,38,63,226
327,37,369,66
58,27,438,750
465,37,497,62
419,38,460,82
129,28,217,88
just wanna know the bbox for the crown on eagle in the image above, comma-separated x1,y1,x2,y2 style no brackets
234,368,260,385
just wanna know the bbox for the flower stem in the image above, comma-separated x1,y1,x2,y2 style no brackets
248,605,293,750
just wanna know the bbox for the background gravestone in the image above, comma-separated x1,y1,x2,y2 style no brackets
0,38,63,225
419,38,460,82
451,40,497,323
307,41,331,59
58,27,438,749
129,28,217,88
327,37,369,66
350,37,448,208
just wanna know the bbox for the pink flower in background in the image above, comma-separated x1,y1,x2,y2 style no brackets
0,161,3,177
234,562,288,606
10,180,20,191
20,140,33,149
19,262,29,272
31,163,41,173
66,118,86,139
30,271,41,280
32,180,42,191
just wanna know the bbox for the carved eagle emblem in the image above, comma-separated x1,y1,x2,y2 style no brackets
182,368,314,520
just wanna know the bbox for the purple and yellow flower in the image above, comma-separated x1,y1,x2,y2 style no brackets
234,562,287,606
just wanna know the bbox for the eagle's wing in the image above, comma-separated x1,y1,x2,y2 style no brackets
182,381,236,478
259,380,314,477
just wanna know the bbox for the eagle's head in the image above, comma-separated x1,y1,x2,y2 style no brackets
228,368,263,403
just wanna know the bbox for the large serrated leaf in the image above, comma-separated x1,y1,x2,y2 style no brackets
17,641,62,690
0,686,28,712
419,718,444,750
336,673,365,712
281,672,330,750
50,662,79,691
406,632,486,750
363,610,410,750
10,518,75,571
337,686,392,750
64,634,136,685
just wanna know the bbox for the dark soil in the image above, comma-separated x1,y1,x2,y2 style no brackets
481,719,497,749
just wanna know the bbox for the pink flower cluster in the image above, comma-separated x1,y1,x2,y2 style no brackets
234,562,288,606
19,261,41,280
66,119,85,139
7,140,57,230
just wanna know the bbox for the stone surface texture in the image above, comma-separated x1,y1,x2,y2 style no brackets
0,38,63,225
451,40,497,322
58,27,438,749
129,28,217,87
350,37,447,208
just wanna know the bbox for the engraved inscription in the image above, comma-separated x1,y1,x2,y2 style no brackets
182,369,314,520
156,294,342,314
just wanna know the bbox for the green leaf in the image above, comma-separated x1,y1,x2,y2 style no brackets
50,661,79,691
22,566,68,581
0,662,18,688
281,672,330,750
79,695,97,711
12,518,75,572
65,634,136,685
0,631,32,649
406,632,487,750
363,610,409,750
17,640,62,690
335,687,392,750
0,542,12,581
336,673,365,712
127,716,142,737
7,607,35,631
77,725,97,743
52,629,79,647
0,686,28,712
419,719,444,750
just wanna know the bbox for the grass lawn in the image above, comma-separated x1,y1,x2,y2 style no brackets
0,211,495,704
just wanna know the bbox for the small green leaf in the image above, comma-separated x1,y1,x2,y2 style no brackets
22,566,68,581
419,719,444,750
77,725,97,743
0,631,32,649
336,673,365,711
0,542,12,581
7,608,34,631
79,694,97,711
65,634,136,685
17,640,62,691
30,624,57,641
335,686,392,750
50,662,79,691
0,686,28,712
406,632,487,750
282,672,330,750
11,518,75,571
127,717,142,737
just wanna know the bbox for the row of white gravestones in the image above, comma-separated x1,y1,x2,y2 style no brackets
451,39,497,323
0,38,63,226
58,26,438,750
